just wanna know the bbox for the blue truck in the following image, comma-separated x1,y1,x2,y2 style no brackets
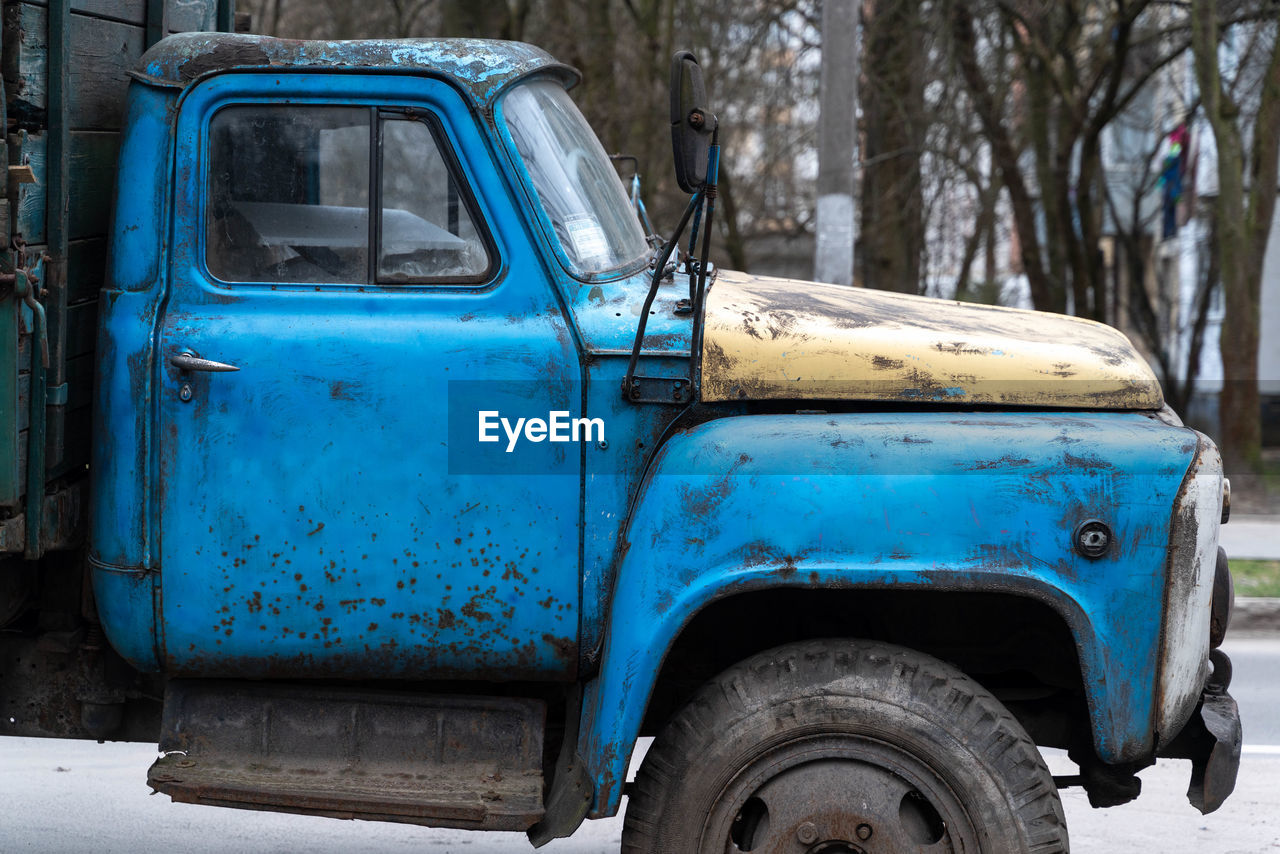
0,10,1241,853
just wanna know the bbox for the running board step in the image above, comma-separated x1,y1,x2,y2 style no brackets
148,680,545,831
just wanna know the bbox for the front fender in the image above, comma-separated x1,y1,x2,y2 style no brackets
579,411,1197,816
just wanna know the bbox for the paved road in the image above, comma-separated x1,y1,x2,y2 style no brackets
2,638,1276,853
1221,516,1280,560
1227,638,1280,746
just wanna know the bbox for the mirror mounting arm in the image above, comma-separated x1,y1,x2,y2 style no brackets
621,190,705,402
621,49,720,406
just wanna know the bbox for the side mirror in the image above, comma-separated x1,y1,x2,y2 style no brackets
670,51,717,194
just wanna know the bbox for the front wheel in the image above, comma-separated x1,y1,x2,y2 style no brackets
622,639,1068,853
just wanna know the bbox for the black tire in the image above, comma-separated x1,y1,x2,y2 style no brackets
622,639,1069,853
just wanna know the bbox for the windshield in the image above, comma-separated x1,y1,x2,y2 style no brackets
503,79,648,276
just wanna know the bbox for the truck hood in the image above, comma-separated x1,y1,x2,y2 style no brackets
699,270,1163,409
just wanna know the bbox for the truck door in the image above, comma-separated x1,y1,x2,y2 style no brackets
154,74,580,679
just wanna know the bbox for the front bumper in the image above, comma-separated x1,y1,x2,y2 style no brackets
1159,648,1242,814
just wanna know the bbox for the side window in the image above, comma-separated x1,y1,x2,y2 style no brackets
207,106,370,284
380,118,489,282
205,105,492,285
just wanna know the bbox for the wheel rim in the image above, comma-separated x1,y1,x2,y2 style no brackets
703,733,983,854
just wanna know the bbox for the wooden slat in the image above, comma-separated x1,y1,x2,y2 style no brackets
10,239,108,310
64,351,95,411
15,332,29,385
10,429,28,509
5,5,144,131
15,350,94,433
0,98,12,508
48,353,97,480
5,0,221,132
68,237,107,305
62,300,97,359
0,298,21,509
12,131,120,243
49,403,92,479
8,1,148,26
2,0,221,515
16,372,30,434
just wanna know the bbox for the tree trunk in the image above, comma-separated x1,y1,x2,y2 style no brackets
615,0,673,227
950,1,1056,311
1072,138,1107,321
983,190,998,292
1191,0,1280,474
1026,57,1070,312
717,165,749,272
1178,211,1220,418
440,0,512,38
954,178,998,301
860,0,924,293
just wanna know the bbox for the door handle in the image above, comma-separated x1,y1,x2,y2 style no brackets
170,352,239,373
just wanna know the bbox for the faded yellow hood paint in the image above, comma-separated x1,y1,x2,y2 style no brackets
700,271,1163,409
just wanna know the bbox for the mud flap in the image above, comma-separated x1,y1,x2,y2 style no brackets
1160,649,1242,815
1186,688,1241,814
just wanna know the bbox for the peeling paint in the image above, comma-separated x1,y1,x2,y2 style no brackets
579,410,1199,816
700,270,1165,409
136,33,578,107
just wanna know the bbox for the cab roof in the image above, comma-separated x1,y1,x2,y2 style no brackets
134,33,579,105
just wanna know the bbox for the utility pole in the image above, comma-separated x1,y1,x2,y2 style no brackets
814,0,858,285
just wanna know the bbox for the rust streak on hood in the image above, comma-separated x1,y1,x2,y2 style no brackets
700,270,1163,409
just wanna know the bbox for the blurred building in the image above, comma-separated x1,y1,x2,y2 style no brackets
1100,21,1279,444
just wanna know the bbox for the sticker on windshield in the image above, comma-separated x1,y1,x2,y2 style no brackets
565,215,609,260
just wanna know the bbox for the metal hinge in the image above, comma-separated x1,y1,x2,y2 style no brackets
621,374,691,404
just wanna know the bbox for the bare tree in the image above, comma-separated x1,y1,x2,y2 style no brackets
1190,4,1280,473
945,1,1235,316
860,0,925,293
1101,112,1219,419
